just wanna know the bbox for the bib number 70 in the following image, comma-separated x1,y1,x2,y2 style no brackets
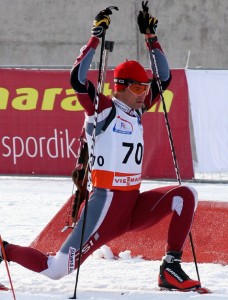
122,142,143,165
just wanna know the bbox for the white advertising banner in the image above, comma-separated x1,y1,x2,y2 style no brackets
186,69,228,173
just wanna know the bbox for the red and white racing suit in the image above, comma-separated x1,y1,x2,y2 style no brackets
5,36,198,280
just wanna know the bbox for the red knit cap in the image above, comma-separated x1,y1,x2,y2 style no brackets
114,60,149,91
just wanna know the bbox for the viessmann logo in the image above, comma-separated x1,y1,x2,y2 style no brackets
0,85,173,112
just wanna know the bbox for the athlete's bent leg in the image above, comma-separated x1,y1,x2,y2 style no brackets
129,185,198,252
129,185,200,290
5,188,139,280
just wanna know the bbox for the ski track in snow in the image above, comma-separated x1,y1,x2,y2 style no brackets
1,176,228,299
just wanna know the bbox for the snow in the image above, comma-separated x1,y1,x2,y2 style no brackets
1,176,228,299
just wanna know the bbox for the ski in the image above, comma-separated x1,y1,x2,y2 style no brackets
160,286,212,294
193,287,212,294
0,283,10,291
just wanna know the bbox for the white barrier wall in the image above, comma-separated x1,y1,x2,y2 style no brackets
186,69,228,173
0,0,227,69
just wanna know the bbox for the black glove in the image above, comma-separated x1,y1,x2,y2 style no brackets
137,1,158,35
91,7,113,38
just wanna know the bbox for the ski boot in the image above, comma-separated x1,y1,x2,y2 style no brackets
158,251,201,291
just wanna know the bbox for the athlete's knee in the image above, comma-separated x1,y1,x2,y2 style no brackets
181,185,198,211
171,185,198,215
40,252,70,280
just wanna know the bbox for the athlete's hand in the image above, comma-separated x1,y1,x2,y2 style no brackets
91,8,112,38
137,1,158,35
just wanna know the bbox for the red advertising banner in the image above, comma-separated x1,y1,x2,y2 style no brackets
0,68,193,179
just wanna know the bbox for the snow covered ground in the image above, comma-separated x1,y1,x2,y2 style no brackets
1,176,228,300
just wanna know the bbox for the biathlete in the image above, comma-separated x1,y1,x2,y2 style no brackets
1,2,201,291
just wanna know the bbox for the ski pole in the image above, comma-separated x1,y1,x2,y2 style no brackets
69,37,111,300
69,11,117,299
147,42,181,183
140,0,200,283
146,36,201,283
0,236,16,300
